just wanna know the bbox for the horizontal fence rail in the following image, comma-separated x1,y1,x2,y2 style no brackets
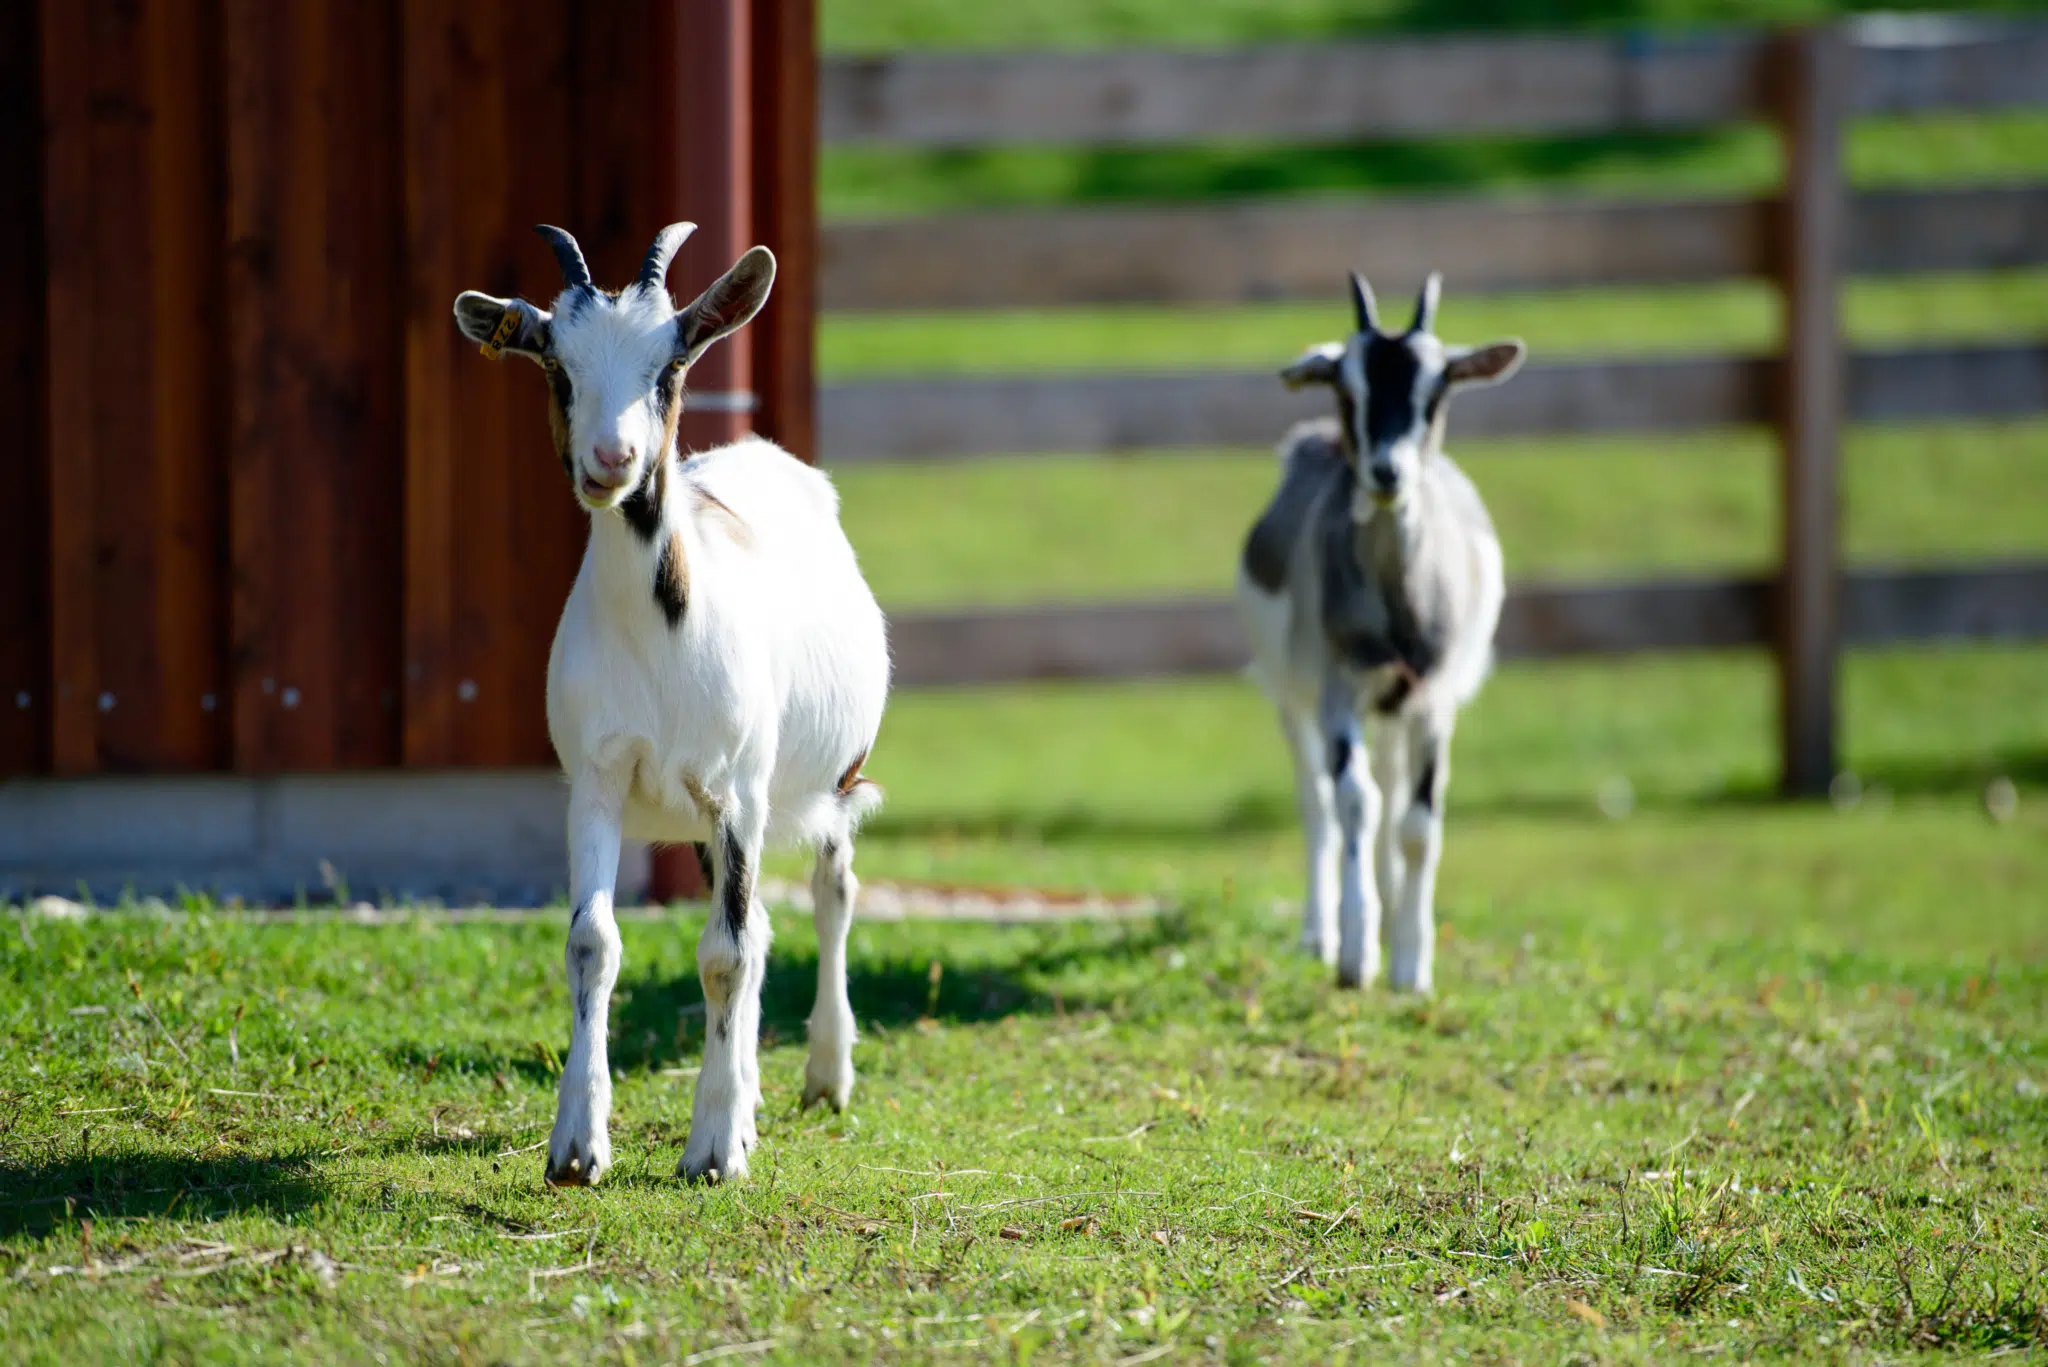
821,18,2048,147
820,342,2048,462
889,563,2048,687
821,184,2048,311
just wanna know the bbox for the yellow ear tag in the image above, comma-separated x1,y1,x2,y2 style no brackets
480,304,523,359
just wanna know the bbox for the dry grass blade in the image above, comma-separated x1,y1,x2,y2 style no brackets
680,1339,777,1365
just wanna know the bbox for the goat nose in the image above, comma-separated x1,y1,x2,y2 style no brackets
592,444,633,474
1371,463,1399,490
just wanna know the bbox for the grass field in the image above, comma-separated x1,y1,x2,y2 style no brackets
5,1,2047,1362
3,644,2045,1363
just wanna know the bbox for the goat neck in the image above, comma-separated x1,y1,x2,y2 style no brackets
585,449,680,613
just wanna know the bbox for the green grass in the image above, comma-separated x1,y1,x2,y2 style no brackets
5,644,2046,1364
821,271,2048,378
823,111,2048,219
835,419,2048,607
824,0,2041,52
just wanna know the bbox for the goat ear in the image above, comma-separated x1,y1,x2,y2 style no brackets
676,246,776,362
1444,340,1525,389
1280,342,1344,391
453,292,550,363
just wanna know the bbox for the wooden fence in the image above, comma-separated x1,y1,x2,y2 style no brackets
815,17,2048,793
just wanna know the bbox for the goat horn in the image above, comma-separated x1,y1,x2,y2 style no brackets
535,225,593,291
637,222,698,293
1411,272,1442,335
1349,272,1379,333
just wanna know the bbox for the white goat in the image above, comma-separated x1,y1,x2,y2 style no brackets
453,224,889,1185
1237,273,1522,993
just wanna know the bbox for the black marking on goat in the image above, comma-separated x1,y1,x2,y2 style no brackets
1372,669,1416,716
718,821,753,941
1362,334,1423,451
573,944,595,1021
1413,757,1439,811
546,367,575,479
653,529,688,626
1327,732,1352,781
619,455,665,542
570,898,589,929
692,842,714,887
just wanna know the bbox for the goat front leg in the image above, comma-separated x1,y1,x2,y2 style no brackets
680,801,771,1183
547,768,628,1186
1283,708,1339,966
1387,710,1453,994
1324,685,1381,989
802,837,858,1112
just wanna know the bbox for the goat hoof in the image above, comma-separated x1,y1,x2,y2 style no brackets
1299,938,1338,967
677,1149,750,1185
801,1078,850,1113
545,1146,607,1188
678,1125,752,1184
1334,963,1377,991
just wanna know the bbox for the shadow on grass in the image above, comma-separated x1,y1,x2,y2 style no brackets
0,1131,589,1239
374,912,1190,1083
609,913,1188,1071
0,1151,327,1238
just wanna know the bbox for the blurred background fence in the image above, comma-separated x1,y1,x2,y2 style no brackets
3,3,2044,900
828,17,2048,794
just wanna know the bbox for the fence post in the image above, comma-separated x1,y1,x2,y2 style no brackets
751,0,817,464
645,0,756,904
1773,24,1848,797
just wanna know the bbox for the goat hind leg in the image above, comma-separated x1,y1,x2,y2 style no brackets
1387,709,1452,995
802,835,858,1112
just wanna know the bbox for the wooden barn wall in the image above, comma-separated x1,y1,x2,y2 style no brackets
10,0,731,777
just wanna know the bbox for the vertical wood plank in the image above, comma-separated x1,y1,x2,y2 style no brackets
144,0,229,771
1774,25,1847,797
497,0,585,767
401,0,457,768
41,0,100,774
444,0,521,769
227,0,404,772
84,0,169,770
750,0,817,463
1,0,51,774
410,0,585,771
224,0,281,771
322,0,406,766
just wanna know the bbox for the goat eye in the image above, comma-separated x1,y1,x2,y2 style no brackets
542,356,560,373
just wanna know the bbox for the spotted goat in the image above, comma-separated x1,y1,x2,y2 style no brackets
1237,273,1523,993
453,224,889,1185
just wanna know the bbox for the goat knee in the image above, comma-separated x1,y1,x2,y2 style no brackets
1398,802,1436,858
1334,762,1380,836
